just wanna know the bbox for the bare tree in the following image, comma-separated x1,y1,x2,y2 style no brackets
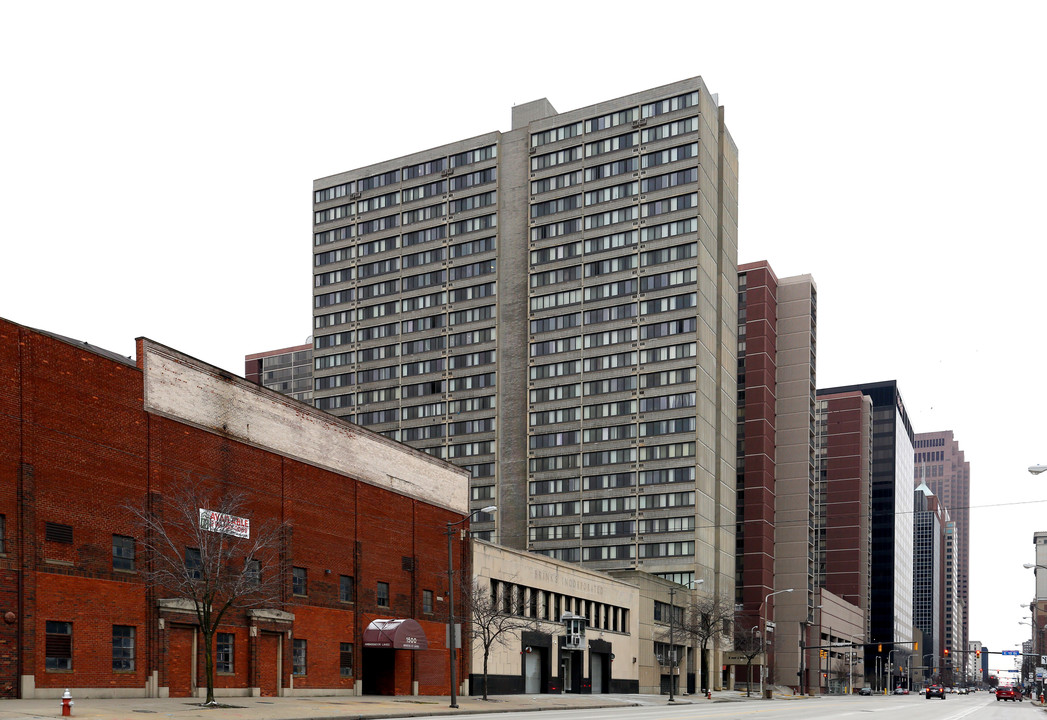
129,481,287,705
733,628,765,697
678,592,736,692
467,580,540,700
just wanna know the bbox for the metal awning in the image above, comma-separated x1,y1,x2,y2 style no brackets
362,618,428,650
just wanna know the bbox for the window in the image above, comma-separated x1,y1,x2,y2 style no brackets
405,157,446,180
112,535,135,571
216,632,234,673
45,621,72,670
358,169,400,192
423,590,434,614
377,581,390,607
112,625,135,671
531,170,582,195
586,107,638,133
245,559,261,584
531,145,581,170
185,547,202,580
314,224,353,247
292,567,307,596
450,167,496,191
340,575,354,603
531,121,583,147
340,642,354,677
450,145,496,168
292,639,307,676
450,191,496,214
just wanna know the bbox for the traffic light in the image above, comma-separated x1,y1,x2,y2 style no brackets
976,649,981,658
914,642,918,651
944,648,950,656
878,644,882,652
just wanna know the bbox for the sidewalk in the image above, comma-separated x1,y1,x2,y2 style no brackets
0,690,775,720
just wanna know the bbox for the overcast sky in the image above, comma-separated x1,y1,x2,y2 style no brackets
2,1,1045,672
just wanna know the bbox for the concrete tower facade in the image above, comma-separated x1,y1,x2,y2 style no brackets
309,78,739,595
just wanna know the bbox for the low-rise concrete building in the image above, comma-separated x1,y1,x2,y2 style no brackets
469,541,638,695
608,571,712,695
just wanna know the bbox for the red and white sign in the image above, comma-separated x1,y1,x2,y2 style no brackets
199,509,250,538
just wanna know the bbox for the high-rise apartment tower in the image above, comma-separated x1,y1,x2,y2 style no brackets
310,78,739,590
735,261,821,687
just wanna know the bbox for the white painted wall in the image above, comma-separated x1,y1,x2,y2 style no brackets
140,340,468,514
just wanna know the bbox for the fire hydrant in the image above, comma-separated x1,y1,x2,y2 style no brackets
61,689,73,716
706,690,712,700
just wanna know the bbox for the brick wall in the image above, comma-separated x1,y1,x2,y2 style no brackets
0,318,468,698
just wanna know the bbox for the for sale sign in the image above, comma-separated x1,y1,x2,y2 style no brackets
199,509,250,538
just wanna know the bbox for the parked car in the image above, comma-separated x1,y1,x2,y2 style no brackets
956,687,968,695
996,685,1022,702
926,684,945,699
859,687,873,696
894,686,909,694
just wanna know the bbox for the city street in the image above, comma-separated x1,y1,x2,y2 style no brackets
0,691,1038,720
452,695,1041,720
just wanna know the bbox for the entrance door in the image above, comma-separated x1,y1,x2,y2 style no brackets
258,632,280,697
591,653,603,693
524,650,541,693
362,648,396,695
562,653,573,693
168,627,195,698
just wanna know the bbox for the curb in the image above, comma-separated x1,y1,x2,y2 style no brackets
278,703,647,720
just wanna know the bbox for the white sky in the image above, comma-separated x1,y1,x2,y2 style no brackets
2,1,1045,672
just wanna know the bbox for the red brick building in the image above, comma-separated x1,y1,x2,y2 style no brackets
0,317,471,699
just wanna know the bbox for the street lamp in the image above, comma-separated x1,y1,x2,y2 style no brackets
446,505,496,708
747,626,760,697
887,649,899,692
762,588,795,696
667,578,704,703
1029,465,1047,475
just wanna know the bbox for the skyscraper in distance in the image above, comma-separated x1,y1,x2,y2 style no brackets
914,431,969,662
912,482,945,683
310,77,738,593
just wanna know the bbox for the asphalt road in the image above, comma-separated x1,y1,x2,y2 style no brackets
446,693,1035,720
